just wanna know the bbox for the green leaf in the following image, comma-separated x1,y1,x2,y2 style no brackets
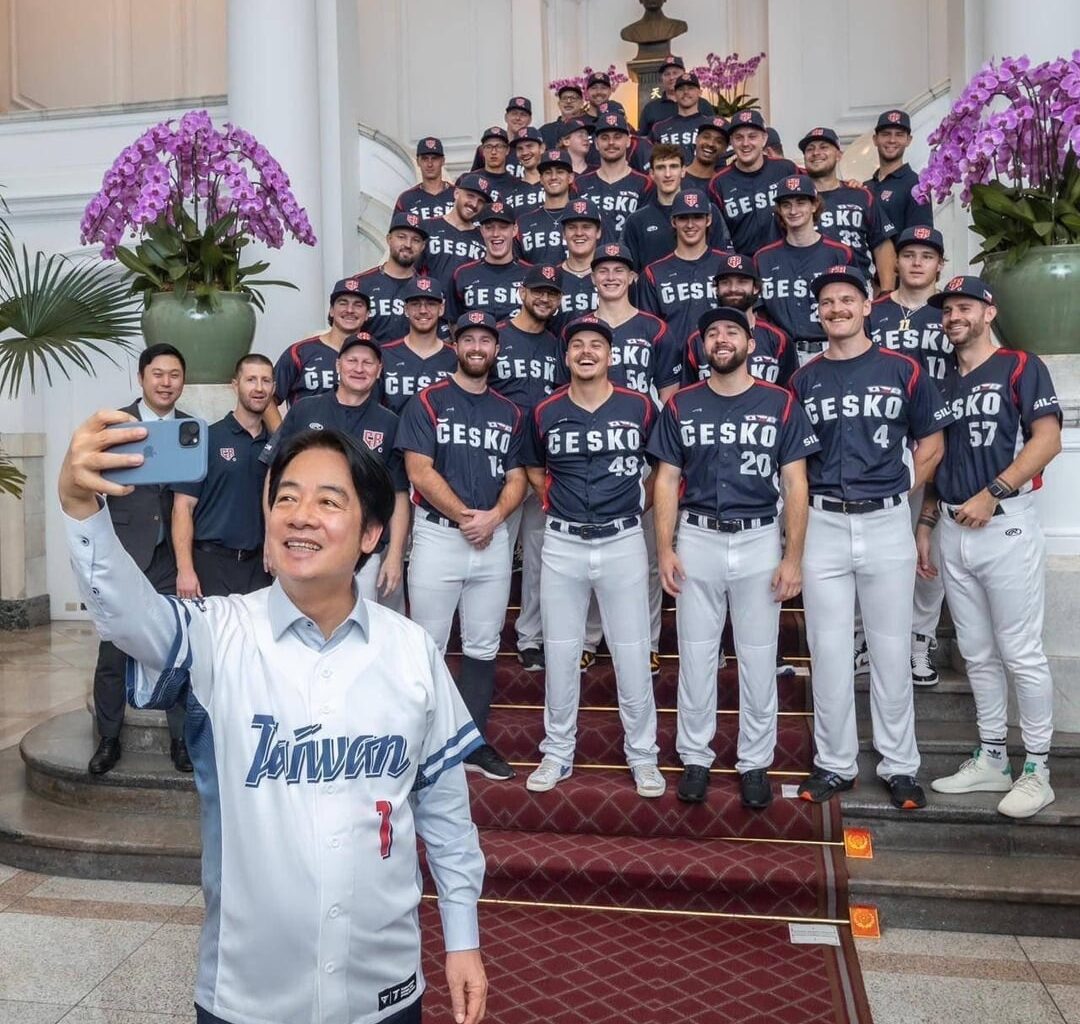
114,247,164,286
0,455,27,499
1032,220,1054,238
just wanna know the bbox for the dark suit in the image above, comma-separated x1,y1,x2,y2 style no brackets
91,400,190,740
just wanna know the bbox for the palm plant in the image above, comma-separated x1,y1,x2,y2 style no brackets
0,192,142,497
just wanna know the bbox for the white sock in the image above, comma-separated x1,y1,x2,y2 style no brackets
980,739,1008,769
1025,751,1050,777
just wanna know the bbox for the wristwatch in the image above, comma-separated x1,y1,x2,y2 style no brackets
987,478,1012,500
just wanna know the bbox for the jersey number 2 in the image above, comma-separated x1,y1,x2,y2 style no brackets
375,800,394,859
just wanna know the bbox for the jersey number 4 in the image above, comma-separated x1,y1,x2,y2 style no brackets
376,800,394,859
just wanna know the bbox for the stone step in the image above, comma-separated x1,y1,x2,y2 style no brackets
83,697,174,754
854,667,977,723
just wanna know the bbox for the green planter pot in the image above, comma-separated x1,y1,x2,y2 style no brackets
982,245,1080,355
141,291,256,384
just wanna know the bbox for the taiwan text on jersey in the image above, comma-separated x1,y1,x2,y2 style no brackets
420,218,486,292
549,273,600,340
685,320,798,387
273,337,339,407
574,168,654,236
650,112,714,164
638,249,731,347
451,259,527,323
514,206,569,266
709,156,799,258
395,182,456,222
816,185,896,278
790,345,955,500
648,380,821,520
353,267,413,344
378,338,459,415
869,296,954,388
492,320,562,411
754,237,854,342
527,386,655,523
935,349,1061,506
396,377,524,514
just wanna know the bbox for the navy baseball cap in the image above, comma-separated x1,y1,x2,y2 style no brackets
928,275,995,309
339,331,381,360
416,136,444,157
388,210,429,239
506,96,533,114
454,310,500,339
659,55,685,74
402,277,444,302
591,242,635,269
455,173,493,201
559,197,603,225
594,111,631,135
481,125,510,146
774,174,818,201
330,277,371,306
476,201,515,225
674,72,701,89
669,189,710,218
798,126,841,152
895,225,945,256
558,117,593,140
587,71,611,88
875,109,912,132
538,148,573,171
765,127,783,151
512,126,544,148
728,109,767,132
522,264,564,291
713,252,760,283
595,100,627,116
698,306,751,338
564,314,613,346
810,265,869,298
697,117,730,140
557,82,584,97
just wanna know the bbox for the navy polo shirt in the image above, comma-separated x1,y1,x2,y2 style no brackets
864,164,933,233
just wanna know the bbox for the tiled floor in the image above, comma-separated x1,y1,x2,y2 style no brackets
1,623,1079,1022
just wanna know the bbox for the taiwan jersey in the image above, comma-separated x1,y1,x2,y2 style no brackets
574,167,654,237
549,269,599,339
352,266,415,344
648,379,821,520
378,337,458,415
816,184,896,278
420,218,486,293
865,164,933,234
492,319,561,411
650,112,714,164
515,205,570,266
394,181,456,222
754,236,855,343
709,156,799,257
869,295,954,389
685,319,798,387
621,199,732,272
935,349,1061,506
501,178,545,215
639,95,717,139
790,345,955,500
638,248,731,347
273,336,339,407
396,377,525,514
527,385,655,523
450,259,527,323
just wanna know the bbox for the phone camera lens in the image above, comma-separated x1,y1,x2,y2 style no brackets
179,422,200,448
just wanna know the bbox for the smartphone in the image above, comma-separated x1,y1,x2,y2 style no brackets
102,418,208,486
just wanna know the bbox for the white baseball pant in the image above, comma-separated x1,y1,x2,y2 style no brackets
938,498,1054,752
675,516,782,772
803,501,920,779
539,521,659,767
506,490,545,651
355,552,406,612
909,484,945,636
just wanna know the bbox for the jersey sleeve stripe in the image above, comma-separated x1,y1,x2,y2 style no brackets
415,721,483,790
1007,349,1028,407
124,597,193,710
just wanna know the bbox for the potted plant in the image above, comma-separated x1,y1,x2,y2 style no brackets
80,110,317,383
689,51,767,118
915,52,1080,354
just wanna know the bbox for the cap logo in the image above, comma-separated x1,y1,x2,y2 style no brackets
947,276,965,291
344,278,359,290
546,150,561,160
468,311,486,324
828,266,848,274
738,112,752,123
491,202,504,213
683,192,699,208
605,115,618,126
541,265,557,280
913,227,931,240
727,255,743,268
424,138,437,149
811,127,824,136
406,214,419,226
573,201,588,213
887,111,902,123
785,177,801,190
604,244,621,256
514,97,525,106
416,277,432,291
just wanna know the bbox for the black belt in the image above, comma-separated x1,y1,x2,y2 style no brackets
940,501,1005,520
811,494,904,515
795,339,827,351
194,540,260,561
685,513,775,533
423,512,459,529
549,516,639,540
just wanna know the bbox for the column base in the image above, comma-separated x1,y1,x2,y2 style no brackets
0,593,50,630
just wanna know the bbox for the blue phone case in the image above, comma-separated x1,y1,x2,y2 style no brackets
103,418,209,486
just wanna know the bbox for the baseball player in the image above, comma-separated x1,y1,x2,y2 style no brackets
650,306,818,808
524,315,664,799
449,202,528,323
514,148,575,267
649,72,715,164
708,110,798,258
470,96,533,177
917,276,1062,818
764,127,786,160
472,126,522,205
799,126,898,290
492,265,565,672
865,109,934,234
558,117,595,176
61,418,487,1024
540,83,587,150
353,211,429,344
639,55,717,139
502,127,546,214
420,173,491,292
550,198,603,337
397,311,527,782
683,117,730,191
584,71,619,121
395,136,456,221
868,226,954,684
574,112,654,238
594,101,653,174
753,174,855,365
379,278,458,415
790,265,955,809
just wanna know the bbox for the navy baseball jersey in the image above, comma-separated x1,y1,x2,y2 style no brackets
638,248,731,347
272,336,338,407
502,178,545,215
935,349,1061,506
650,112,714,164
648,380,821,519
869,295,955,389
865,164,933,234
549,270,599,339
563,311,679,395
395,182,456,222
378,337,458,415
573,168,654,237
515,206,569,266
478,171,522,205
450,258,527,323
420,217,486,292
817,185,896,278
708,157,799,257
754,237,855,343
790,346,955,500
470,148,523,178
527,385,655,523
621,199,731,272
639,95,717,139
352,266,413,344
685,319,798,387
682,168,723,193
396,377,525,514
492,319,561,411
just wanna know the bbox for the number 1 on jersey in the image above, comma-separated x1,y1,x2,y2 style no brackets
375,800,394,859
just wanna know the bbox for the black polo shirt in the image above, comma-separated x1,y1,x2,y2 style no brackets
864,163,934,233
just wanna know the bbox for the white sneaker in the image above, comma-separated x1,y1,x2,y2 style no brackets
632,764,666,799
910,632,939,686
854,635,870,677
525,757,572,793
997,763,1055,819
931,749,1014,794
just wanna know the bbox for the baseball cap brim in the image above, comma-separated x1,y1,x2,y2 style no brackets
810,270,867,298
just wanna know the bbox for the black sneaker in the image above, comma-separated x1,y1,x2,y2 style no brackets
740,769,773,809
677,764,710,803
886,774,927,810
517,647,545,672
464,745,515,781
798,768,857,803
